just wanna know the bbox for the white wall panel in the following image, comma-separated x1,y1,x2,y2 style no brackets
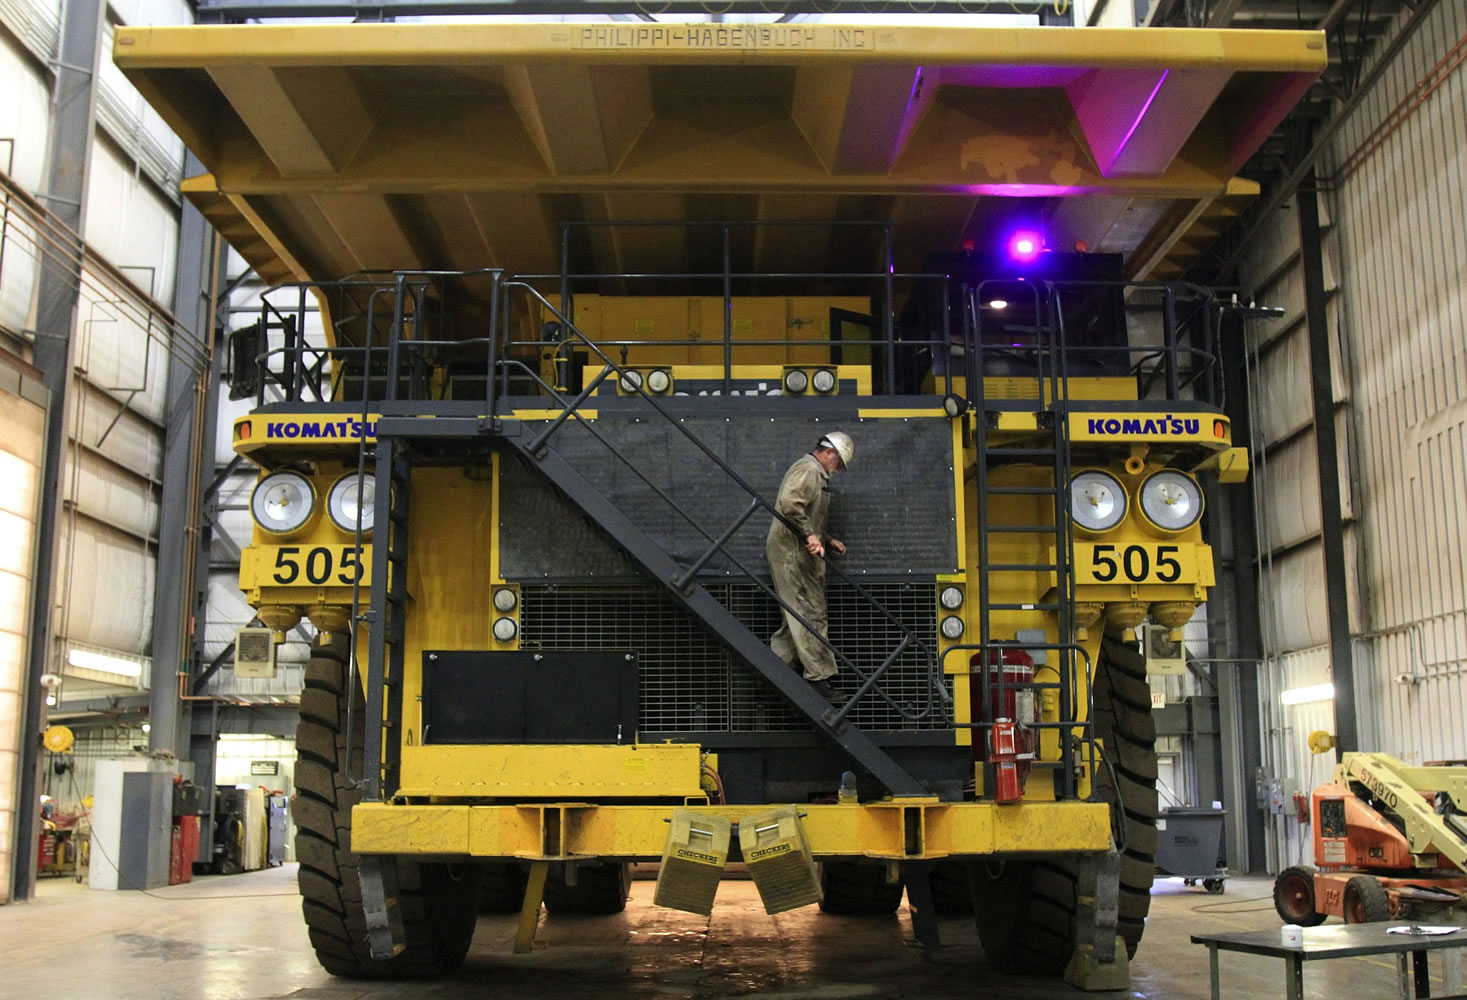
0,0,59,68
1327,0,1467,765
83,138,180,308
1259,529,1364,655
0,381,44,903
0,214,40,336
1256,412,1356,553
53,517,154,654
74,284,172,426
1249,320,1349,447
97,23,186,194
60,449,158,542
72,381,162,475
0,35,51,192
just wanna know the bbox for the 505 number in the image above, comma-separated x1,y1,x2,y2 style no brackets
1090,544,1182,583
271,546,364,586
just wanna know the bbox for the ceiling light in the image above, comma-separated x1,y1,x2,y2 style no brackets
68,648,144,679
1281,683,1335,706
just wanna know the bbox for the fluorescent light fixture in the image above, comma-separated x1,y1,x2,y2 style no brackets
67,647,144,679
1281,683,1335,706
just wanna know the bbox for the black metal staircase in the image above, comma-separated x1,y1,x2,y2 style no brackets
345,276,940,798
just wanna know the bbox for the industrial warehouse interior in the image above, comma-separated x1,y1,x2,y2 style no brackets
1,1,1466,998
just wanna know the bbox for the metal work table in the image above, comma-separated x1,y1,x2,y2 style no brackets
1192,924,1467,1000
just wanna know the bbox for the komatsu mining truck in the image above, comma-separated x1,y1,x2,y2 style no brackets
117,19,1323,990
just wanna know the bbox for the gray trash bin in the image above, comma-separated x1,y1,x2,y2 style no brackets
1155,807,1227,893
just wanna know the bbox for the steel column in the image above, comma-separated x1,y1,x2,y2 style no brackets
12,0,107,904
151,152,222,757
1217,311,1267,873
1296,177,1358,755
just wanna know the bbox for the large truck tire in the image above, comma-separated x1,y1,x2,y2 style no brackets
542,861,632,915
293,633,481,977
927,860,974,915
972,635,1158,975
818,862,904,914
478,862,529,913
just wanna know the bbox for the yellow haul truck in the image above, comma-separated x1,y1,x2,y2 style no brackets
116,21,1323,989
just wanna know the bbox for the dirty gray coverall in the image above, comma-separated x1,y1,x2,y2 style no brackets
766,453,837,682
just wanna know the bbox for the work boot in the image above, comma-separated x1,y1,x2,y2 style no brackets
811,679,848,705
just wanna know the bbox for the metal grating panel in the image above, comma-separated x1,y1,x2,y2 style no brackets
518,582,947,733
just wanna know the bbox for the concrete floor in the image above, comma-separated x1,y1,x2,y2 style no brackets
2,867,1461,999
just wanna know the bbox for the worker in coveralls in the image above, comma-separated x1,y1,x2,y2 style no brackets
767,432,855,704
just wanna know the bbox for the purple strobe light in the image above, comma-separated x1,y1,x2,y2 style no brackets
1007,230,1043,263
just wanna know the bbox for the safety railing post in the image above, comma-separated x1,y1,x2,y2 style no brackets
385,274,407,403
486,271,501,412
883,223,896,395
722,224,732,395
1163,285,1180,400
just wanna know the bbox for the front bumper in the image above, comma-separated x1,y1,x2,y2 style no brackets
351,799,1111,860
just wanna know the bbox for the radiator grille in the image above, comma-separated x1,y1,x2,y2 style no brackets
518,582,947,733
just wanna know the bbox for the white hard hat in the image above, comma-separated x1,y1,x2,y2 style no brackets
819,431,854,469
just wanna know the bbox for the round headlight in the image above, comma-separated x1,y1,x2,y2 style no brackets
327,472,375,534
784,369,809,393
1070,471,1127,533
493,617,518,642
493,588,518,613
943,395,964,418
941,615,965,640
251,472,316,535
1139,471,1203,531
646,369,671,394
939,586,964,610
811,368,837,393
619,370,643,393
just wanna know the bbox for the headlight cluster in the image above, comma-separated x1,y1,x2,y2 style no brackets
1138,471,1203,531
327,473,376,533
250,471,375,536
617,368,673,395
937,586,965,640
1067,470,1203,533
1070,471,1126,532
783,367,838,395
493,587,519,643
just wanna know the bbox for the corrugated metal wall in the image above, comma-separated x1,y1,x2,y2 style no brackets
0,0,193,714
1329,0,1467,763
1238,2,1467,870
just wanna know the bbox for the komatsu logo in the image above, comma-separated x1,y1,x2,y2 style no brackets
265,420,376,440
1087,416,1201,436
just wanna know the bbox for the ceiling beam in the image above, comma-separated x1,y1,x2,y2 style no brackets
463,193,560,275
207,65,373,175
310,193,427,271
505,63,653,175
791,65,935,175
1066,67,1233,177
224,192,313,282
751,194,838,274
